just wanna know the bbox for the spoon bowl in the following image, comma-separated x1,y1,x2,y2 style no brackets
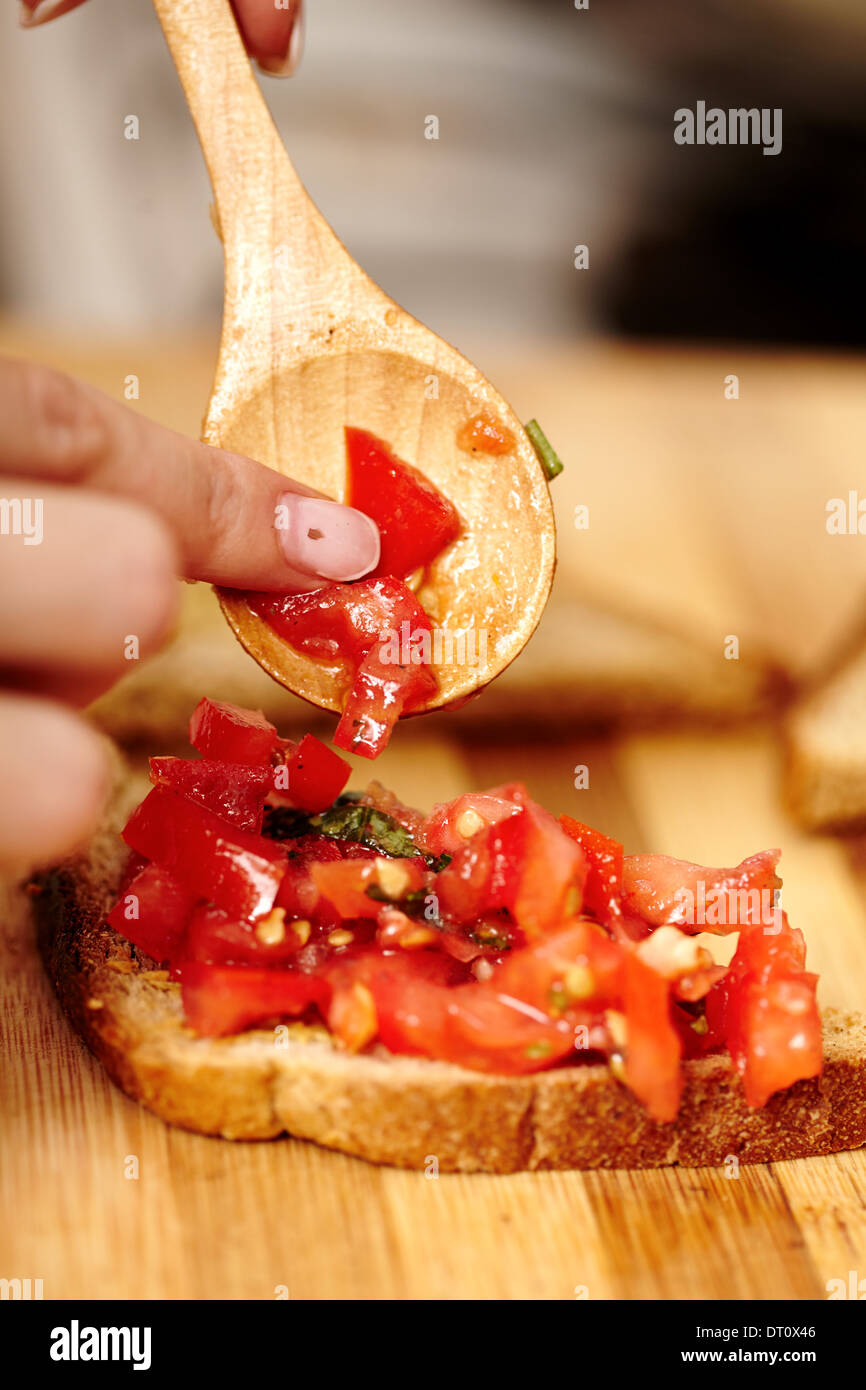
154,0,556,718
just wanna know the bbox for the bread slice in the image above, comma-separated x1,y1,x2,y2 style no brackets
89,582,783,748
34,769,866,1173
787,640,866,832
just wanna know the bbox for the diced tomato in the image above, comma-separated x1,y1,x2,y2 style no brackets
181,903,304,967
508,805,586,934
188,697,280,766
482,782,529,805
417,790,521,858
368,958,576,1075
113,694,825,1118
429,786,525,920
456,411,516,457
274,834,378,924
621,849,781,934
149,756,272,831
118,850,148,895
122,786,286,920
365,971,444,1058
437,800,585,935
622,951,683,1123
437,986,579,1074
358,922,620,1075
280,734,350,813
179,961,330,1037
247,577,437,759
276,837,341,921
322,949,459,1054
311,856,426,919
107,862,197,964
435,822,495,922
491,920,624,1015
559,816,624,923
346,426,461,580
707,914,821,1107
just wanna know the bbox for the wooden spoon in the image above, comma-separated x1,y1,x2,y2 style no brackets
153,0,556,721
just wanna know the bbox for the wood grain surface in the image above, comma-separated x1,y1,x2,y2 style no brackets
2,329,866,1299
3,723,866,1300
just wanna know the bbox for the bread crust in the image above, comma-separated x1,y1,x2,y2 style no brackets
34,780,866,1173
786,643,866,832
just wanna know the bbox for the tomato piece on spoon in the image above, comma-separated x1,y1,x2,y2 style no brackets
249,577,437,758
245,429,461,758
346,426,461,580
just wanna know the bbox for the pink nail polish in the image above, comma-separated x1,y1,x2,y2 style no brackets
276,493,380,582
20,0,44,26
256,0,305,78
20,0,81,28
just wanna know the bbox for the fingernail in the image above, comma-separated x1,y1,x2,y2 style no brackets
277,493,380,582
19,0,74,27
20,0,45,26
256,0,305,78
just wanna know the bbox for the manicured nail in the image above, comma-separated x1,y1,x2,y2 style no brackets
19,0,79,28
277,493,380,581
256,0,305,78
20,0,45,25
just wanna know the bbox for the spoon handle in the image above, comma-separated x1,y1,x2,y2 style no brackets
152,0,356,421
152,0,298,238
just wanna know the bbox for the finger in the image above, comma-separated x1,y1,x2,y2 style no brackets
19,0,87,26
0,482,179,672
0,694,111,871
0,664,122,709
231,0,304,77
0,357,379,591
23,0,306,79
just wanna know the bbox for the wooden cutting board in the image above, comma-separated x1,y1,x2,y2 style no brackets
3,721,866,1301
2,326,866,1298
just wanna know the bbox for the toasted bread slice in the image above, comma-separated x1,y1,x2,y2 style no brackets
33,764,866,1173
787,641,866,832
89,583,783,748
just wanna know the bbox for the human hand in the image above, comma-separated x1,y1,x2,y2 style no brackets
0,357,379,868
20,0,305,78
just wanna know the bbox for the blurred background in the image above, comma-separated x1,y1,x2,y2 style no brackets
1,0,866,774
3,0,866,349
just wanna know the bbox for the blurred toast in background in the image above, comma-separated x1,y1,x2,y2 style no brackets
89,579,784,748
4,323,865,757
787,626,866,832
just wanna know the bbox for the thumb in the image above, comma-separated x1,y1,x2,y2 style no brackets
0,358,380,592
